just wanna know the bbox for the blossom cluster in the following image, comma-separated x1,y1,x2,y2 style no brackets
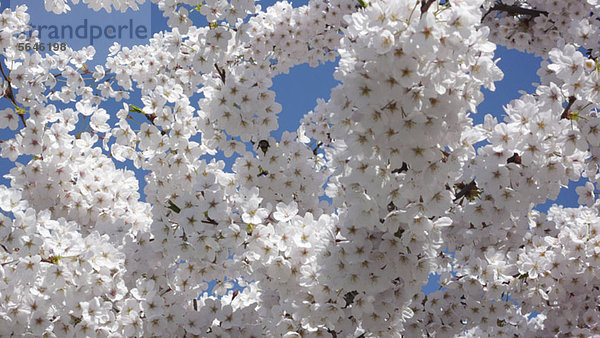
404,31,600,338
0,0,599,336
482,0,600,57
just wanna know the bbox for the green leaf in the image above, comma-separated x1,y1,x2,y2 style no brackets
343,290,358,307
568,111,578,120
357,0,369,8
394,228,404,239
129,104,144,114
167,200,181,214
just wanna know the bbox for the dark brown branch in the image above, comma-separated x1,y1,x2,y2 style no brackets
391,162,409,174
421,0,437,14
202,218,218,225
134,107,167,135
586,49,597,61
0,66,15,105
560,96,577,120
453,179,478,202
506,152,521,165
214,63,226,84
313,141,323,155
0,62,27,127
144,113,156,125
483,2,549,21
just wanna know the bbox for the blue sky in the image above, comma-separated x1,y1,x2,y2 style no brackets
5,0,152,62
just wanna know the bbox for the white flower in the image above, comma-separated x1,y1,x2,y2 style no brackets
45,0,71,14
373,29,395,54
93,65,106,82
90,108,110,132
576,181,595,206
0,108,19,130
273,201,298,222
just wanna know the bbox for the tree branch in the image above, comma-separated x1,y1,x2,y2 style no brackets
421,0,437,15
453,179,478,202
0,65,15,105
313,141,323,155
202,218,218,225
483,2,549,21
214,63,226,84
560,96,576,120
0,61,26,127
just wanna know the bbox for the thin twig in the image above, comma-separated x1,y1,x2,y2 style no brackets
0,62,27,127
421,0,437,15
561,96,576,120
214,63,226,84
313,141,323,155
202,219,218,225
483,2,549,21
0,63,16,107
453,179,477,202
